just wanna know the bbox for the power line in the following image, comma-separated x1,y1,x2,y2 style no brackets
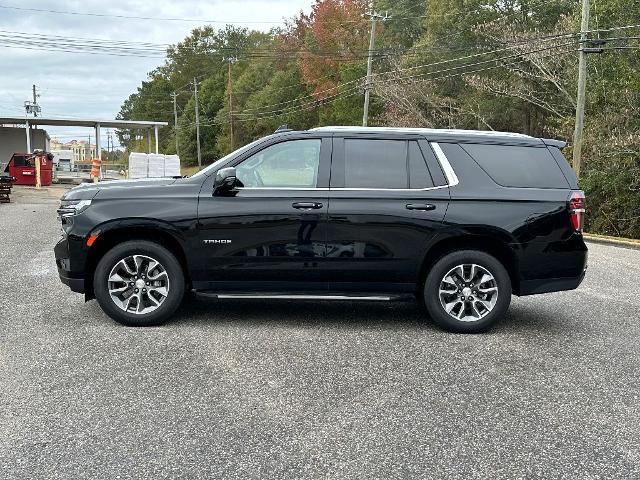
373,40,579,85
231,32,582,117
2,24,637,60
221,40,581,123
201,45,570,125
185,39,579,123
171,90,363,131
0,3,287,24
376,45,577,87
0,2,512,25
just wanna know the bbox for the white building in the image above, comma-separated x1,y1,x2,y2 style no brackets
51,139,96,164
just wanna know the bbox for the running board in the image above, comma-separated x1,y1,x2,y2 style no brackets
195,292,412,302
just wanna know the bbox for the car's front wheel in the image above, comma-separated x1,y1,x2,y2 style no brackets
93,241,185,327
423,250,511,333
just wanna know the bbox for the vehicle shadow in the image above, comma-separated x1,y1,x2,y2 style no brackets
177,295,433,332
169,294,572,335
493,300,576,335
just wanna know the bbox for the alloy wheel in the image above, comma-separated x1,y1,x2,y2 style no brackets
107,255,170,315
438,263,499,322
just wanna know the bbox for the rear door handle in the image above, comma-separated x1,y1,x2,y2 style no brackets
406,203,436,211
292,202,323,210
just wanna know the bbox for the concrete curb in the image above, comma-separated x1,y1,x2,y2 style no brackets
584,233,640,250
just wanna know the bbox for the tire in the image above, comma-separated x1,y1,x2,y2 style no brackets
422,250,511,333
93,240,185,327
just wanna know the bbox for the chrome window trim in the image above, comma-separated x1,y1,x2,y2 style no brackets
237,185,450,192
331,185,449,192
237,187,329,191
430,142,459,187
236,141,459,192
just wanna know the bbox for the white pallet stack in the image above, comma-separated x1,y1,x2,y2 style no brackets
128,153,181,178
164,155,181,177
147,154,166,178
128,152,149,179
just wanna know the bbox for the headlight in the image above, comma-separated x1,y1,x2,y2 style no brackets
57,199,92,218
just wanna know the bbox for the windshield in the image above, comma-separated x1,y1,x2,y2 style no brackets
189,137,271,178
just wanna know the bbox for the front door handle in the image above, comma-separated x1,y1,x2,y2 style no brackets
292,202,323,210
406,203,436,211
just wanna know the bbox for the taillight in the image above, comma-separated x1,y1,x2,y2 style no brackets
568,191,586,232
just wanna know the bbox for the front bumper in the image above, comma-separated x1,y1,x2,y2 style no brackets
55,236,86,294
59,270,85,293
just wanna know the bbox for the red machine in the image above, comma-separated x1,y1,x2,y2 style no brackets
4,152,53,186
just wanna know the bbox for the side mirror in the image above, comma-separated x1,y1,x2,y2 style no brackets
213,167,238,196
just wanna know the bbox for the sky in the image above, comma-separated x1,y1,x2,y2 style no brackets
0,0,311,147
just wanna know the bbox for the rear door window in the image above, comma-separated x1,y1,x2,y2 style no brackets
340,139,437,189
344,139,407,189
460,144,569,189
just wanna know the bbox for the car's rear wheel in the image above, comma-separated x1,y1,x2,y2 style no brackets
423,250,511,333
93,241,185,327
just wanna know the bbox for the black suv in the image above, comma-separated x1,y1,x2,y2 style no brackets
55,127,587,332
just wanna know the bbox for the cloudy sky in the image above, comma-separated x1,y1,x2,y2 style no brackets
0,0,311,145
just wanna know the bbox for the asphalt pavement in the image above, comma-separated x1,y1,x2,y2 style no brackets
1,186,639,479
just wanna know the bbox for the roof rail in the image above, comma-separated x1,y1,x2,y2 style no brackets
275,124,293,133
309,126,533,139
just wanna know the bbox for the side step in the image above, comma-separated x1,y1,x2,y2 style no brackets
195,292,413,302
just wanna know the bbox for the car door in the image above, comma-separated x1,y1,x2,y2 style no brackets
194,135,331,292
326,134,450,293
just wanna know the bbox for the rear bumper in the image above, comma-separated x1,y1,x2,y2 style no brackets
514,234,588,296
518,268,586,296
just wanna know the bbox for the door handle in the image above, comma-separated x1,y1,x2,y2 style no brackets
406,203,436,211
292,202,323,210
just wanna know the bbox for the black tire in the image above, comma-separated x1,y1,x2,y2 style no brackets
93,241,185,327
422,250,511,333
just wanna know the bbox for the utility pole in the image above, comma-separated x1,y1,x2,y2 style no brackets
362,11,388,127
171,92,180,156
24,84,41,118
193,78,202,167
572,0,590,178
226,56,238,151
32,85,38,117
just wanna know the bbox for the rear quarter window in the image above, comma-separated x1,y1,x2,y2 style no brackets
548,146,579,189
460,143,569,189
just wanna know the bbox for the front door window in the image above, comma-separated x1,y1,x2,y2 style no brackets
235,139,321,188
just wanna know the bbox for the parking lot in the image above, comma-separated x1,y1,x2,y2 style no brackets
1,186,639,479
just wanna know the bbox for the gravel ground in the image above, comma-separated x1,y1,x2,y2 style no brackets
1,186,639,479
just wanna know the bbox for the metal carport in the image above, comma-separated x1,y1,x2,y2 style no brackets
0,116,169,159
